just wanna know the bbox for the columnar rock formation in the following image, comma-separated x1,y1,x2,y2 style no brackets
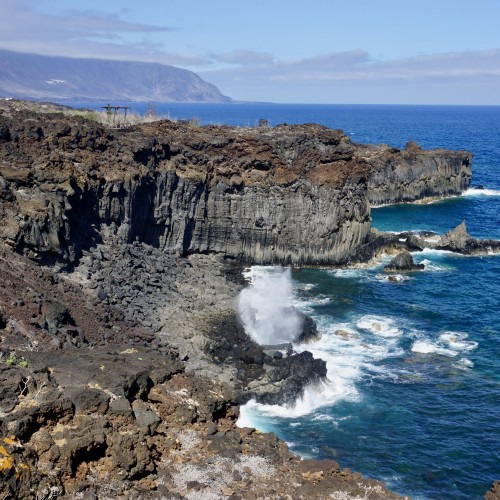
0,104,472,266
366,141,472,205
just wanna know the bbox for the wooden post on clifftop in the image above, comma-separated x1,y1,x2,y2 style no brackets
101,104,131,126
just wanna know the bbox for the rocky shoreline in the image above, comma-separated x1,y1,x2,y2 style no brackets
0,101,496,498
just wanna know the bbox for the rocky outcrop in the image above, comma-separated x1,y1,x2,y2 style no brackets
485,481,500,499
0,242,407,499
0,105,375,266
384,251,425,272
366,141,472,205
1,103,472,267
435,221,500,255
206,311,326,405
0,354,405,499
351,225,500,266
0,102,477,498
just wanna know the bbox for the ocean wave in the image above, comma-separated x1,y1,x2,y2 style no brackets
356,315,403,338
294,295,331,309
419,247,458,256
411,340,458,357
453,358,474,370
297,283,317,291
417,258,448,272
411,332,478,357
238,378,354,421
439,331,478,351
374,273,412,283
462,188,500,197
328,268,370,279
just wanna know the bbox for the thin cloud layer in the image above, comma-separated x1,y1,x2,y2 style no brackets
212,50,275,66
0,0,205,66
201,49,500,102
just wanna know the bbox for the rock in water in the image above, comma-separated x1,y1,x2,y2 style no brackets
438,220,469,251
384,251,424,272
295,312,322,344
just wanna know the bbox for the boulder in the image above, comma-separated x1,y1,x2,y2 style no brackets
294,312,322,344
384,251,424,272
438,221,469,251
485,480,500,500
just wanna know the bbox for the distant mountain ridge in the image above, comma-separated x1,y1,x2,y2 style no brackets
0,49,231,102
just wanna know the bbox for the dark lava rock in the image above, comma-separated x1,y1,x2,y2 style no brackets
437,220,470,251
295,312,322,343
384,251,424,272
436,221,500,255
207,312,327,406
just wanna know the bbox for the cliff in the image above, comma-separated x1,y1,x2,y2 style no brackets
0,106,372,266
366,140,472,205
0,49,231,102
0,104,471,267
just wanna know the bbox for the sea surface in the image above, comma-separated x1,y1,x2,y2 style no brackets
69,102,500,499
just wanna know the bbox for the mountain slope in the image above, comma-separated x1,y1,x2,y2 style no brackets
0,49,231,102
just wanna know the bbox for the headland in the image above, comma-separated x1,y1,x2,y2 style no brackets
1,100,493,499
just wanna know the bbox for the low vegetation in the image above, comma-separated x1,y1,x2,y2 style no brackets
0,98,171,127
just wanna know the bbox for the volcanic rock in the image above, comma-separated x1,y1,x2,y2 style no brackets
384,251,425,272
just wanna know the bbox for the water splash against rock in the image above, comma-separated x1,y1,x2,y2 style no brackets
238,267,304,345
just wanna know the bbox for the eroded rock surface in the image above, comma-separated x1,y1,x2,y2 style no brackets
384,251,425,272
367,140,472,205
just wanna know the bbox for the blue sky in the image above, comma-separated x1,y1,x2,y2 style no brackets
1,0,499,104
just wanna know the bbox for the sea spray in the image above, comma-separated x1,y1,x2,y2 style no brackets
238,266,304,345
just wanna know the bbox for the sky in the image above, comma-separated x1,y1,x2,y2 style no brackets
1,0,500,104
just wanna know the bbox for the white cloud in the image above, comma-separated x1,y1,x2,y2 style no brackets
212,50,275,66
200,49,500,103
0,0,207,66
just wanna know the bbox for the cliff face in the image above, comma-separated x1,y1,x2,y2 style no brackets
0,104,472,266
366,141,472,205
98,173,370,265
0,107,372,265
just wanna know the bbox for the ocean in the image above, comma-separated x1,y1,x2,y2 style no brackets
70,102,500,499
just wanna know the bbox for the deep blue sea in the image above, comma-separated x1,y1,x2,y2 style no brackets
70,102,500,499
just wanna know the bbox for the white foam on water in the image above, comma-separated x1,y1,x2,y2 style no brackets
298,283,317,291
420,247,457,256
328,268,368,279
439,331,478,351
462,188,500,197
315,297,331,305
294,294,331,310
454,358,474,370
411,331,478,359
237,265,475,432
417,258,448,272
374,273,411,283
311,413,336,422
238,378,353,421
356,315,403,338
411,340,458,357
